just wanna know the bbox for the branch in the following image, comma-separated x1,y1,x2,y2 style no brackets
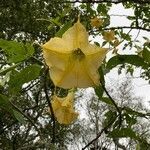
82,114,118,150
60,0,150,5
43,66,56,143
104,26,150,32
9,101,42,137
0,121,17,135
113,138,127,150
100,80,122,128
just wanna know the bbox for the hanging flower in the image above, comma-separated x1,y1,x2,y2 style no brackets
42,19,108,89
50,92,78,125
103,30,115,42
90,17,103,28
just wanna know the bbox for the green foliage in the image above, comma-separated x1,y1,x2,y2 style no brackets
12,110,25,124
124,113,137,127
108,128,137,139
0,0,150,149
55,21,73,37
100,97,114,105
0,94,25,124
0,39,34,63
104,110,117,126
107,55,148,71
0,64,20,76
143,48,150,63
0,94,12,112
95,86,104,98
9,64,41,93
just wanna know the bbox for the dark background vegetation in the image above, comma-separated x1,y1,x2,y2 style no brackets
0,0,150,149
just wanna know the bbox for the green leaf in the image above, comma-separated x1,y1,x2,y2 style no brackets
107,55,148,72
124,113,137,126
13,110,26,124
55,21,72,37
104,110,117,126
0,39,34,63
109,128,137,139
9,64,41,93
100,97,114,105
127,16,136,20
124,107,146,117
95,85,104,98
139,141,150,150
97,4,108,15
98,66,105,84
0,94,12,110
50,17,61,26
142,48,150,63
0,63,20,76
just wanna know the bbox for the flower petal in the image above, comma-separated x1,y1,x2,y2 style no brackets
51,92,78,125
42,20,108,89
63,20,89,49
85,45,108,85
55,108,78,125
42,38,71,70
56,60,95,88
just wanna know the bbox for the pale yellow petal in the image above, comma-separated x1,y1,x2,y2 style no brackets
51,95,62,111
62,92,74,108
51,92,78,125
84,46,108,85
43,38,70,70
42,37,72,53
55,107,78,124
56,59,95,88
63,20,88,49
50,67,65,85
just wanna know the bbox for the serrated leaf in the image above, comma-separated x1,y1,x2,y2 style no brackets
0,39,34,63
9,64,41,93
107,55,148,72
109,128,137,139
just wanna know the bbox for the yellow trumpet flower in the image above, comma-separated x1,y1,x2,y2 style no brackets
103,30,115,42
51,92,78,125
91,17,103,28
42,19,108,89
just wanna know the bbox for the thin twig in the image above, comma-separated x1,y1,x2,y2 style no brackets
100,80,121,114
43,67,56,143
82,114,118,150
0,121,18,135
9,101,41,137
104,26,150,32
57,0,150,5
113,138,127,150
100,80,122,128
